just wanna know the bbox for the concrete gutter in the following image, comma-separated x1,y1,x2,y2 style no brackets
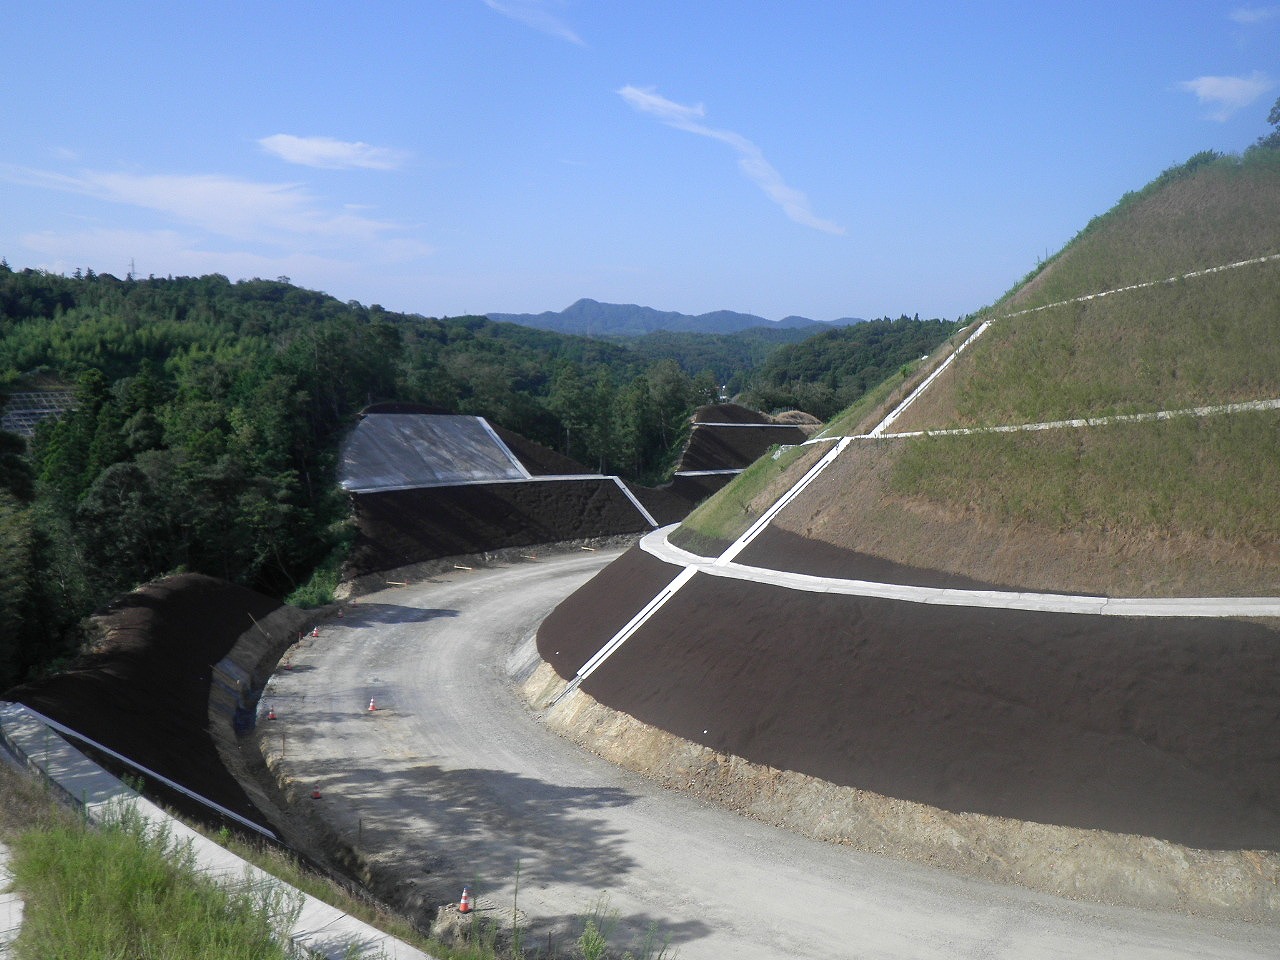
0,701,435,960
641,525,1280,618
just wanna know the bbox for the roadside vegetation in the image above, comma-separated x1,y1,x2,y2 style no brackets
1,760,670,959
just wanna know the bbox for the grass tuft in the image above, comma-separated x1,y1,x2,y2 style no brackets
9,802,300,960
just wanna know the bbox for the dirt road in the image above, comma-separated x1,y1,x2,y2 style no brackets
261,551,1276,959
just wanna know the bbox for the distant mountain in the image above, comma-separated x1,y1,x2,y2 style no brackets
487,299,864,337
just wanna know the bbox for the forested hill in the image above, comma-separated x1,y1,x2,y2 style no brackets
488,298,865,336
738,316,961,420
0,268,727,688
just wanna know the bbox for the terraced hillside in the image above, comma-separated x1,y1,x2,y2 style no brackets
534,148,1280,917
687,149,1280,597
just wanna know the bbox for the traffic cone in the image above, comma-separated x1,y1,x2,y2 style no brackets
266,705,276,721
311,785,322,800
368,698,377,712
311,626,319,638
459,886,472,914
337,608,344,619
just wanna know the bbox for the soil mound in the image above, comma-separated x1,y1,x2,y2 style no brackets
538,544,1280,851
5,574,281,829
347,479,656,578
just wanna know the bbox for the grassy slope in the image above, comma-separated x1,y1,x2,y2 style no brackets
680,149,1280,596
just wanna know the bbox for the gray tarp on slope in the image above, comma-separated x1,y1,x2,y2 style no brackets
339,413,530,492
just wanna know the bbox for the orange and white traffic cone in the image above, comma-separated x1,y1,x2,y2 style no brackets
266,705,277,721
368,698,377,712
311,785,322,800
311,626,319,638
459,886,472,914
337,608,344,619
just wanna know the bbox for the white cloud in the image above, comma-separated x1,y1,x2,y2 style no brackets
483,0,583,44
20,226,326,278
1230,6,1280,24
618,85,845,236
258,134,409,170
1178,71,1274,120
1,165,412,248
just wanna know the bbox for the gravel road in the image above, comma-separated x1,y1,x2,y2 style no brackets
263,550,1277,959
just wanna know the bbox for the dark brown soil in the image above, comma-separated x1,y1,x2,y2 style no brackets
539,544,1280,851
5,574,281,830
490,424,594,476
346,478,657,578
622,480,697,527
678,424,811,472
736,526,1070,593
692,403,775,424
536,548,685,676
667,473,734,503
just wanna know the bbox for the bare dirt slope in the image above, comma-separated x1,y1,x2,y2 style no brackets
5,574,282,830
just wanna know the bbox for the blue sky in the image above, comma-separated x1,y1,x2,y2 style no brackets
2,2,1277,323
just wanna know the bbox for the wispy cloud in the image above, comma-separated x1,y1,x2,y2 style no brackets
618,85,845,236
259,134,409,170
1178,71,1274,120
483,0,582,44
1230,6,1280,24
0,165,432,258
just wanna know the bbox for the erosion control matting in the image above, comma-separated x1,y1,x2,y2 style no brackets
539,545,1280,850
339,413,527,492
6,574,280,830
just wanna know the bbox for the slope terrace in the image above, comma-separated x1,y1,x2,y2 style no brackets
533,149,1280,918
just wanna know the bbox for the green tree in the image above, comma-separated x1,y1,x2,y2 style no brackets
1257,94,1280,150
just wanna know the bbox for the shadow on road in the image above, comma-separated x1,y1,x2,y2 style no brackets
344,603,460,626
305,758,645,901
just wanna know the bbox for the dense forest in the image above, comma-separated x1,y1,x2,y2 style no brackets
0,267,728,687
738,316,960,420
0,265,954,687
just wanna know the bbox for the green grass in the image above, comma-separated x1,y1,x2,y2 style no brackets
285,527,353,608
673,441,824,548
996,148,1280,312
940,260,1280,428
8,803,299,960
1,763,676,960
888,409,1280,545
816,360,922,439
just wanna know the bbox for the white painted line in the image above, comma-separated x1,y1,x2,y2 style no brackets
875,397,1280,439
478,416,533,479
637,526,1280,617
15,706,277,841
717,437,852,565
611,476,660,528
868,319,992,437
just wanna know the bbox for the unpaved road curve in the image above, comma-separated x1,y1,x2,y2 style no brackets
266,550,1276,959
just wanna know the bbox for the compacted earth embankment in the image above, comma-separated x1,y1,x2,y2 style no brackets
529,544,1280,922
